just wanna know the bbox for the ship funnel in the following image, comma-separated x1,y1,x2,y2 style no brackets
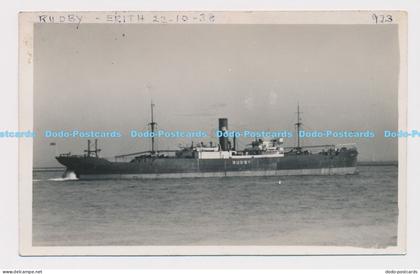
218,118,229,151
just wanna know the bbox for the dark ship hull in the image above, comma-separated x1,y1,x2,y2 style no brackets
56,148,358,179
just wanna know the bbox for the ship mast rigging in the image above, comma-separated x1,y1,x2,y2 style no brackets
295,103,302,150
149,101,157,154
84,139,101,157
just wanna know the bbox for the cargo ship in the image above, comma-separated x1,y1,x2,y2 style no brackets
56,104,358,179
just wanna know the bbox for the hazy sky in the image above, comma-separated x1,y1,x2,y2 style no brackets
34,23,399,167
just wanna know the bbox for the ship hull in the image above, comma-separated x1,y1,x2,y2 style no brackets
78,167,356,180
56,148,358,180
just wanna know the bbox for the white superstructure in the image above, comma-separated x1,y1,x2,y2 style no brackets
194,138,285,159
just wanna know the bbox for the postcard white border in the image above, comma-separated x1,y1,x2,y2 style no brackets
18,10,407,256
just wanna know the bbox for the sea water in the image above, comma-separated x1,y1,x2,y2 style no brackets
32,166,398,247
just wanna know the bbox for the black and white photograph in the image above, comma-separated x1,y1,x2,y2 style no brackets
18,11,407,255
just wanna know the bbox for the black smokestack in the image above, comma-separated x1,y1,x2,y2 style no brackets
218,118,229,151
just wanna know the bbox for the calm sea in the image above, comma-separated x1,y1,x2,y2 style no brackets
32,166,398,247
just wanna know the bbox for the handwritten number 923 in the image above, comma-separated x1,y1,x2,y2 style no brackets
372,14,393,24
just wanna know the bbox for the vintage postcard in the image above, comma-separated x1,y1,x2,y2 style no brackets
18,11,407,255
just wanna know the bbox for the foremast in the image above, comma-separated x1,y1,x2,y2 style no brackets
149,101,157,154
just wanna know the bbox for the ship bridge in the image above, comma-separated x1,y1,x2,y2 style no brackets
193,138,285,160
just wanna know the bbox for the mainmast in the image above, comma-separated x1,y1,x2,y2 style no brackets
295,103,302,150
149,101,157,154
